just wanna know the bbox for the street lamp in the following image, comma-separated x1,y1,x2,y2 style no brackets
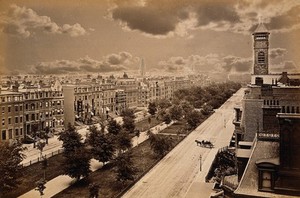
199,154,202,172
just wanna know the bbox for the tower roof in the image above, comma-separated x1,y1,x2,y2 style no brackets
254,22,268,33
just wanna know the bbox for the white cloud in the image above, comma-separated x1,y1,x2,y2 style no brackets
0,4,88,38
29,52,139,74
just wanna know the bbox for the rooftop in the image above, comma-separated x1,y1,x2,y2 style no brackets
254,22,269,33
234,140,280,197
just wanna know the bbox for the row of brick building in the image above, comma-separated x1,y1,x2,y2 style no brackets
0,74,201,142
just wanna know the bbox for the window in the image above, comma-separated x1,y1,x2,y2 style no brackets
1,97,5,103
261,171,272,189
15,117,18,124
258,51,265,64
8,106,11,113
15,105,18,112
25,104,28,110
20,128,23,135
282,106,285,113
8,118,11,124
20,105,23,111
1,106,4,113
15,128,19,136
2,130,6,140
2,118,5,126
8,129,12,139
26,114,29,121
20,117,23,123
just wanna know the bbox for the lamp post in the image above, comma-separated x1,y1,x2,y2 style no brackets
199,154,202,172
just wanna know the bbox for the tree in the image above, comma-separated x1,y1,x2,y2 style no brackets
148,102,157,116
86,125,116,164
58,123,83,154
59,124,90,181
107,119,122,135
163,113,171,125
89,182,100,198
186,110,203,129
201,104,213,115
169,105,183,121
115,130,132,153
31,123,39,148
63,147,91,181
44,126,50,144
157,99,172,110
122,116,135,133
180,100,193,117
148,132,173,158
121,108,135,119
0,141,25,196
115,152,136,183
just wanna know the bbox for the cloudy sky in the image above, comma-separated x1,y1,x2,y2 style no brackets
0,0,299,79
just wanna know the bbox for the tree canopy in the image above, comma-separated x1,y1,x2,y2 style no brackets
58,123,83,154
186,110,203,129
62,147,91,180
86,125,116,164
59,124,90,180
115,152,136,183
107,119,122,135
148,132,173,158
0,141,25,195
148,102,157,116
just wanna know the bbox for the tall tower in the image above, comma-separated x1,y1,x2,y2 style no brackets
252,22,270,75
140,58,146,77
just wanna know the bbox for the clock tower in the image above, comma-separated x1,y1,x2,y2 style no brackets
252,22,270,75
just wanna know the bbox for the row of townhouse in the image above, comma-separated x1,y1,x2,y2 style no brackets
0,74,194,142
64,75,193,126
0,80,64,142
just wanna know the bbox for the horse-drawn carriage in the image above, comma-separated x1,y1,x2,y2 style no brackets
195,139,214,148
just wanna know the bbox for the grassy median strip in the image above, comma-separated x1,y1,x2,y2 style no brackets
6,153,65,198
53,135,184,198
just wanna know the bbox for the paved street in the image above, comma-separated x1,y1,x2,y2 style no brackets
122,88,245,198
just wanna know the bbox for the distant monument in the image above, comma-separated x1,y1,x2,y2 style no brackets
140,58,146,77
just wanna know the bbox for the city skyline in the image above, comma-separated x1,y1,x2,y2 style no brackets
0,0,300,79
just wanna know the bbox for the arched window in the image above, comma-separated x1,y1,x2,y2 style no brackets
258,51,265,64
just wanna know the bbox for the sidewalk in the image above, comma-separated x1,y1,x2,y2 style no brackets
19,121,172,198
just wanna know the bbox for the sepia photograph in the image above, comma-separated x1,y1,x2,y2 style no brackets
0,0,300,197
